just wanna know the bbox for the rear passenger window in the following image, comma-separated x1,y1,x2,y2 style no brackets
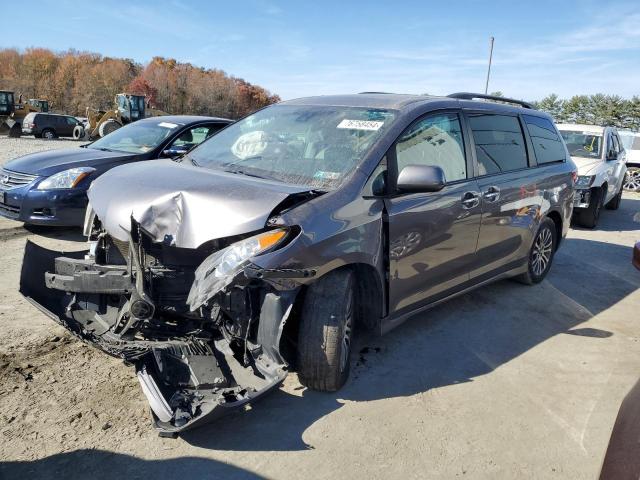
523,115,566,165
395,113,467,183
469,114,527,175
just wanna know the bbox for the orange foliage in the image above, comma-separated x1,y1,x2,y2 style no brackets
0,49,279,118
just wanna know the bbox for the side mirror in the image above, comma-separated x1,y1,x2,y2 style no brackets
396,165,446,193
161,145,189,159
607,150,617,161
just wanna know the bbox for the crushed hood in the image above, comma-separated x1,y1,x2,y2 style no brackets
88,160,310,249
570,156,603,176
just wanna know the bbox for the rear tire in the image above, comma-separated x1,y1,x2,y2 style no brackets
515,217,557,285
574,186,604,228
297,269,355,392
42,128,56,140
8,123,22,137
605,181,623,210
98,120,121,137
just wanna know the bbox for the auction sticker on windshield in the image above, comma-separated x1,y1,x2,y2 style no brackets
337,119,384,131
158,122,179,129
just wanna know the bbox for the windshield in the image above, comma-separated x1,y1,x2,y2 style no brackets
88,120,181,154
559,130,603,159
131,96,144,111
0,92,12,105
188,104,396,189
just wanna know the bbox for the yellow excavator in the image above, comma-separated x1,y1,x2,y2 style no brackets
74,93,168,140
0,91,50,137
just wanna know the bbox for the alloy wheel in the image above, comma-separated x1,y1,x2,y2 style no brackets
624,168,640,192
531,227,553,277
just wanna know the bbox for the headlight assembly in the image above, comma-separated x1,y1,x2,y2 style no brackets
187,228,289,310
37,167,95,190
575,175,595,188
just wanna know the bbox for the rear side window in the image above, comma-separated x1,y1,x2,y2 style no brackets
523,115,566,165
468,114,527,175
395,113,467,183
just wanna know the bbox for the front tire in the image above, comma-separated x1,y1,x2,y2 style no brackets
297,269,355,392
516,217,557,285
605,180,623,210
98,120,121,137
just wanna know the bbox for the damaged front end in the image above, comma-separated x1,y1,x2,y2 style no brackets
20,217,307,434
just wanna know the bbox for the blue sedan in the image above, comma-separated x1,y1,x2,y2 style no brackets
0,115,232,226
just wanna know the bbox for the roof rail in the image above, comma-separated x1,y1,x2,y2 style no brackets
447,92,534,109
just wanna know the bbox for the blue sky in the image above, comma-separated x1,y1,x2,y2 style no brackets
6,0,639,100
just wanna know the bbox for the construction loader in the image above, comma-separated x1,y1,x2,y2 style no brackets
74,93,168,140
0,91,50,137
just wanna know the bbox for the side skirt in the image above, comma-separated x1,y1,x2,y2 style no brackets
380,259,527,335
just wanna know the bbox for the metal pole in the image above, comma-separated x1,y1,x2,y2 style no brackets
484,36,494,95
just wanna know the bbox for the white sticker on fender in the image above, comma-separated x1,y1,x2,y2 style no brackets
158,122,179,129
337,119,384,131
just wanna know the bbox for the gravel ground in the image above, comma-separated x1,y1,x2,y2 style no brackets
0,139,639,479
0,137,81,163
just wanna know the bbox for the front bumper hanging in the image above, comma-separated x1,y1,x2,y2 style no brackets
20,240,294,434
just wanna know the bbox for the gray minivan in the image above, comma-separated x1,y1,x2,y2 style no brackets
22,112,83,139
21,92,576,434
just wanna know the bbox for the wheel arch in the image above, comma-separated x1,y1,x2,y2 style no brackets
279,262,384,366
546,210,563,250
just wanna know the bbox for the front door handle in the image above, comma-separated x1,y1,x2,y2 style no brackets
461,191,480,209
483,186,500,202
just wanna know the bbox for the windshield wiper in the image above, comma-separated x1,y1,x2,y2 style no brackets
223,167,279,181
94,147,113,152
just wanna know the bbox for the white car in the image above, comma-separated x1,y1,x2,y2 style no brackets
619,130,640,192
557,124,627,228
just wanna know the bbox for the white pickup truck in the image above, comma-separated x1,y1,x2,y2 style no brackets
557,124,627,228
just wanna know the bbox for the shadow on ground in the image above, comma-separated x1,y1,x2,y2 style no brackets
24,225,85,242
573,195,640,233
179,235,638,452
0,450,263,480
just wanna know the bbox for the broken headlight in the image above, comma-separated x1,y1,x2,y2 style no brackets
187,228,288,310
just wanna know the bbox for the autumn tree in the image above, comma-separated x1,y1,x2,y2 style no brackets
0,48,279,118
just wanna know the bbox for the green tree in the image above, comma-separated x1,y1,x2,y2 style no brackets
536,94,565,122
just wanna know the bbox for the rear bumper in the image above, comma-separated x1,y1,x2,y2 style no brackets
0,186,87,226
20,240,292,434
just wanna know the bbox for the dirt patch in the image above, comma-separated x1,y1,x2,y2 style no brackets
0,331,157,460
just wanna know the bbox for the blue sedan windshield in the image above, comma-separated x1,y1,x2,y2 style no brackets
89,120,182,154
